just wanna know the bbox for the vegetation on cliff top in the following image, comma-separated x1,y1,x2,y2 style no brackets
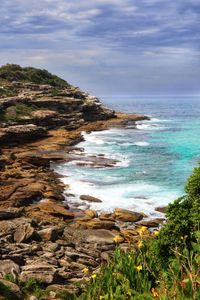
0,64,69,88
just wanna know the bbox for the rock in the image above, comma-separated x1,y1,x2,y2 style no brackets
46,284,79,295
155,206,167,213
0,260,20,278
84,209,98,218
77,219,116,230
0,279,22,299
34,201,74,220
99,212,115,221
29,296,39,300
138,218,165,228
38,227,62,242
85,229,116,244
14,223,35,243
114,208,144,222
0,208,23,220
0,124,47,145
80,195,102,203
19,262,58,284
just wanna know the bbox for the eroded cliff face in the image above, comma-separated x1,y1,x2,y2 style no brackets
0,81,115,145
0,66,156,299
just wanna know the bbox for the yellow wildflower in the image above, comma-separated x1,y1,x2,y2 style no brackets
99,296,104,300
135,265,142,272
137,240,143,249
91,273,97,280
113,235,123,244
82,267,89,274
138,226,148,236
153,230,159,236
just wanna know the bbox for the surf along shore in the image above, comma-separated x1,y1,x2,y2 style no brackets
0,65,165,297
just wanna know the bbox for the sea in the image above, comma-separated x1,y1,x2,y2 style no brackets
54,96,200,219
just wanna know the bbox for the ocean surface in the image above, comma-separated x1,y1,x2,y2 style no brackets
55,96,200,219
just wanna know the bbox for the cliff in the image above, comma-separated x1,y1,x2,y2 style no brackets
0,64,115,145
0,64,153,299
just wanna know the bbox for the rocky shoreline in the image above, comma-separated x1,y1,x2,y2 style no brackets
0,65,164,299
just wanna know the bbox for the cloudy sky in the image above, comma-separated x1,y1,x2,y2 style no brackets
0,0,199,97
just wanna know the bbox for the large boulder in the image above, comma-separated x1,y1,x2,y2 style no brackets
114,208,144,222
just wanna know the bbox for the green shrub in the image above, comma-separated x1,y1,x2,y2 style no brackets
0,64,69,87
152,165,200,266
0,282,19,300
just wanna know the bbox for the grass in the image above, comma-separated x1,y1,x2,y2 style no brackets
73,230,200,300
0,103,45,122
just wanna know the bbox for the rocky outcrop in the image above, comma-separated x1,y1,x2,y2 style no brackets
0,65,151,299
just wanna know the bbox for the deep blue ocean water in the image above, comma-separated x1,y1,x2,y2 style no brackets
55,96,200,218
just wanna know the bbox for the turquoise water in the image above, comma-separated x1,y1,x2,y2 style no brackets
55,96,200,218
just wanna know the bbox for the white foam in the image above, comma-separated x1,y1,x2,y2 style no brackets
82,131,105,145
134,141,150,147
58,173,180,218
136,123,164,130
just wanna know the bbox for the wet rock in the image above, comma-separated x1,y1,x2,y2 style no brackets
114,208,144,222
80,195,102,203
155,206,167,213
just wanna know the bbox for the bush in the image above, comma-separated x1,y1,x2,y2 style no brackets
0,64,69,87
153,165,200,265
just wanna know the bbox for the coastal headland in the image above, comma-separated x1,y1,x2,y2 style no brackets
0,65,164,298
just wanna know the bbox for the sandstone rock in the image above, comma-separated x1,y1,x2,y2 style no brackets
38,227,62,242
19,262,58,284
99,212,115,221
114,208,144,222
85,229,116,244
0,260,20,278
77,218,116,230
80,195,102,203
14,223,35,243
84,209,98,218
138,218,165,228
155,206,167,213
0,124,47,145
35,201,74,220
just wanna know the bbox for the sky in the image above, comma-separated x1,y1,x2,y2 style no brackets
0,0,199,97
